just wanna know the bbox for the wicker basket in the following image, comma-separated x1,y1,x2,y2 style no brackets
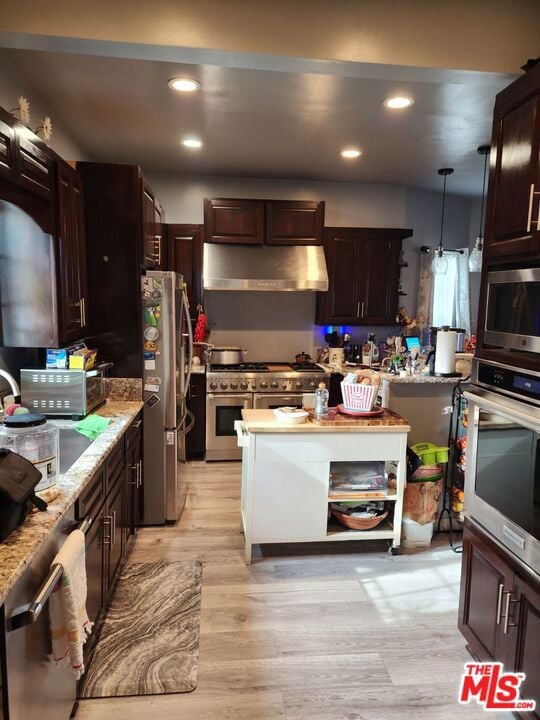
331,508,388,531
340,381,378,411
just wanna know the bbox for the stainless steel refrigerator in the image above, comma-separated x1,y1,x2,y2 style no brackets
141,271,193,524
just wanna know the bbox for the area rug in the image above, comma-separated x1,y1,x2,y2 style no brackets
79,560,202,697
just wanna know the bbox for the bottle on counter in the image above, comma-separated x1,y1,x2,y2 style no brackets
314,382,329,418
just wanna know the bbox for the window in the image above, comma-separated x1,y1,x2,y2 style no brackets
431,250,470,334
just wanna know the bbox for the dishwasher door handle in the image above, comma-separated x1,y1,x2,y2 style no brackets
7,516,93,632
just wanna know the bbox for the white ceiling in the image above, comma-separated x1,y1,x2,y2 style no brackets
1,48,515,196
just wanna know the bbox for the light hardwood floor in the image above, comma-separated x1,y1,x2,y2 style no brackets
77,461,510,720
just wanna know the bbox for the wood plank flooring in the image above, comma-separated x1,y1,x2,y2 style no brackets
77,461,511,720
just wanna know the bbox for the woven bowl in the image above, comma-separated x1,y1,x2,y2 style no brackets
330,509,388,531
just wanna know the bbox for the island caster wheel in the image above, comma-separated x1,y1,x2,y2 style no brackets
389,545,400,556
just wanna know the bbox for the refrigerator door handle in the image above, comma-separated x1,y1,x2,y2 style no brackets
182,288,193,400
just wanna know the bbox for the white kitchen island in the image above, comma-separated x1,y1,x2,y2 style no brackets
235,408,410,564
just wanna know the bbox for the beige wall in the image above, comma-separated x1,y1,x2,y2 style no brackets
0,55,87,161
2,0,538,74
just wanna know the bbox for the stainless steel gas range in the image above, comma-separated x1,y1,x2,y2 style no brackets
206,362,330,460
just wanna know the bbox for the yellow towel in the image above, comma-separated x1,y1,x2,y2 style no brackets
49,529,93,679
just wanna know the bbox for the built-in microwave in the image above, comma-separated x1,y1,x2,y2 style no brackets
484,268,540,355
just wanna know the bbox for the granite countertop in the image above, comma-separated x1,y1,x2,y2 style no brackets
241,408,410,434
379,372,468,384
0,399,143,606
320,364,467,384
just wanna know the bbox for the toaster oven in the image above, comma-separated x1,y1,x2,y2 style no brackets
20,363,112,419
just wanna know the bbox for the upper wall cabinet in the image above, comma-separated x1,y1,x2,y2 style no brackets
166,223,203,315
56,161,89,342
316,227,412,326
0,106,88,347
484,63,540,261
204,198,265,244
204,198,324,245
266,200,324,245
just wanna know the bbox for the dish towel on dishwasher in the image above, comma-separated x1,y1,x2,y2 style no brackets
49,528,93,678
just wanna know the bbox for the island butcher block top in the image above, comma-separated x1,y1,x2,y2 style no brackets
241,408,410,433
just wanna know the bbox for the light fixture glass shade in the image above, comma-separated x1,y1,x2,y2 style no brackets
431,248,448,275
468,236,483,272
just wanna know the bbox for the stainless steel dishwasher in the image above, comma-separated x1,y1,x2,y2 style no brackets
2,508,78,720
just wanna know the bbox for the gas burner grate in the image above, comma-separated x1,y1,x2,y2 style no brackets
210,363,269,373
289,362,323,372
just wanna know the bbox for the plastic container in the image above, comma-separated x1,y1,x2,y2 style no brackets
314,382,329,418
0,413,59,492
402,517,434,548
410,442,449,465
340,382,378,411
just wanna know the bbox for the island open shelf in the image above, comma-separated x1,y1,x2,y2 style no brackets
235,408,410,564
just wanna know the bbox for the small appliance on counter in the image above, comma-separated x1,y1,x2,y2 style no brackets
427,327,462,377
0,412,59,492
20,363,113,420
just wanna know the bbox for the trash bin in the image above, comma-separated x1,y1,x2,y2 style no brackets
402,466,443,548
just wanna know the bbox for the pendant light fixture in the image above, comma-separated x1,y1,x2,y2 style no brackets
469,144,490,272
432,168,454,275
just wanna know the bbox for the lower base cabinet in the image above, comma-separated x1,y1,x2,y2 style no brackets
186,373,206,458
76,413,143,631
459,520,540,718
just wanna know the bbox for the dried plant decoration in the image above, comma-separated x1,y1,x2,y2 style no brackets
35,116,53,142
9,96,31,125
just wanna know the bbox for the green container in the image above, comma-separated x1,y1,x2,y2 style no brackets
411,442,449,465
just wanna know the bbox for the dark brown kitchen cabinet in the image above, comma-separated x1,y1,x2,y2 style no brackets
0,114,16,181
56,161,89,342
166,223,203,315
484,62,540,260
84,500,104,626
205,198,265,244
204,198,324,245
79,162,164,376
143,182,165,268
0,106,53,199
186,373,206,458
125,416,143,535
459,521,540,718
17,131,54,201
316,227,412,326
266,200,324,245
76,419,142,634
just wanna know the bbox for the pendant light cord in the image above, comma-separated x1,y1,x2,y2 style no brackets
439,172,447,255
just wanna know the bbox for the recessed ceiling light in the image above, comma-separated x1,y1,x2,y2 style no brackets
168,77,200,93
182,137,203,149
384,96,414,109
341,148,362,159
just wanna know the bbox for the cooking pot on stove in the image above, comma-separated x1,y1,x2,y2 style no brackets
295,351,312,364
207,346,247,365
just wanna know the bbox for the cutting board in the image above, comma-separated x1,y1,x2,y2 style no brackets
307,407,409,428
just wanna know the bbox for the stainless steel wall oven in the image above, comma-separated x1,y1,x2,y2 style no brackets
465,359,540,575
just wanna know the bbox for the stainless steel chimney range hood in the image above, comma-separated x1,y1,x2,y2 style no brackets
203,243,329,292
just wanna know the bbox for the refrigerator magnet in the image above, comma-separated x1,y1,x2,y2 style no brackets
144,326,159,341
145,383,160,393
145,359,156,370
144,340,158,352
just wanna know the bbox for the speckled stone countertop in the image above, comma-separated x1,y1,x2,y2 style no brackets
380,372,468,384
320,364,466,384
0,400,143,606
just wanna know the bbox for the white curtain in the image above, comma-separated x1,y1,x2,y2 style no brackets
432,249,471,335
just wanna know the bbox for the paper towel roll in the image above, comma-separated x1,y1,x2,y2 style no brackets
435,329,457,375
